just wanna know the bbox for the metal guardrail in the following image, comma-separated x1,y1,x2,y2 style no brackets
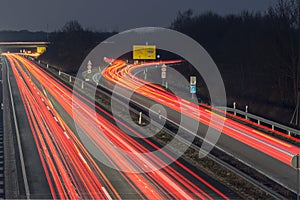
3,57,30,199
220,107,300,137
0,61,5,198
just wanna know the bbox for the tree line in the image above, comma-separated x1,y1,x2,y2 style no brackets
170,0,299,114
39,20,116,73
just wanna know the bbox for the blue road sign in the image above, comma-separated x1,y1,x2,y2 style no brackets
190,85,196,94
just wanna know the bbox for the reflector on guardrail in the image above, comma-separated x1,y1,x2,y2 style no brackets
292,154,300,169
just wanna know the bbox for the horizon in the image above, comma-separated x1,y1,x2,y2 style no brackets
0,0,276,32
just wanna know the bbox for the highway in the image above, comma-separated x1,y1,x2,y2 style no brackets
101,59,300,193
102,60,298,164
3,54,240,199
3,55,51,198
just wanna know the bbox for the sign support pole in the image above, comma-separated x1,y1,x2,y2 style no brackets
190,76,197,99
161,64,167,87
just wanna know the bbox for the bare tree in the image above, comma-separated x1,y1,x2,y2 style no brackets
62,20,84,33
269,1,300,106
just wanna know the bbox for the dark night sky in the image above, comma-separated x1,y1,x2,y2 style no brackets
0,0,276,32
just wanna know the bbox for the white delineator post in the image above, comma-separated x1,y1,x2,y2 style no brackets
161,64,167,86
138,112,142,125
233,102,236,116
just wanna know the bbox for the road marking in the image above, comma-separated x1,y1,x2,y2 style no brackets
63,131,70,139
101,187,113,200
53,117,58,122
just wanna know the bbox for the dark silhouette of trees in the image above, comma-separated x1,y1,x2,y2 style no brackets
40,20,115,73
61,20,84,33
268,0,299,105
170,1,300,124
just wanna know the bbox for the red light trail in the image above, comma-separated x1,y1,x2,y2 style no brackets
102,59,299,166
4,54,231,199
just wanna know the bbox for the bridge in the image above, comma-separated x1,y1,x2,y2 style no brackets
0,41,49,55
0,41,49,48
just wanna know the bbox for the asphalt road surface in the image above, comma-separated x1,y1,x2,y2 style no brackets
2,53,241,199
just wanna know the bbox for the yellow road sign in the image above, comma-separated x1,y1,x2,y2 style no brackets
37,46,46,53
133,45,156,60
